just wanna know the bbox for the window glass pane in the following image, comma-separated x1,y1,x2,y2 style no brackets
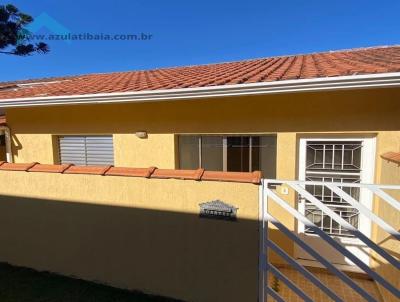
306,141,362,172
227,136,250,172
0,135,6,162
258,136,277,178
178,135,277,176
251,137,260,172
178,136,199,169
201,136,223,170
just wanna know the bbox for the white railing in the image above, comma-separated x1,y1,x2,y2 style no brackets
259,179,400,302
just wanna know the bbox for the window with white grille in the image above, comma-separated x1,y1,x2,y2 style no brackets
59,136,114,166
304,141,363,237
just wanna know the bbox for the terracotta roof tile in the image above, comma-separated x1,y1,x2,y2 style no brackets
0,46,399,101
381,152,400,164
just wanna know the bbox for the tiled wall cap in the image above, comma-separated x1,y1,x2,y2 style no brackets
195,168,205,180
251,171,262,183
151,168,205,180
63,165,113,175
201,170,262,184
0,162,38,171
381,152,400,164
0,161,262,184
105,166,156,178
28,164,73,173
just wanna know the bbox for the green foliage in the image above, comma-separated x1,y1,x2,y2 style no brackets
0,4,49,56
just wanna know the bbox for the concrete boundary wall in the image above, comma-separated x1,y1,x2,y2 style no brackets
0,170,260,302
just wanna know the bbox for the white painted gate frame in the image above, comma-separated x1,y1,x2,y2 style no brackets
258,179,400,302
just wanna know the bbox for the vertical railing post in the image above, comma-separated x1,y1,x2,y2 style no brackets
259,179,267,302
265,181,269,302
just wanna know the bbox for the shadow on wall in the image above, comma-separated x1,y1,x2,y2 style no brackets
0,194,259,302
1,193,397,302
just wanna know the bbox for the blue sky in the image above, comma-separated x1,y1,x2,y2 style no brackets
2,0,400,82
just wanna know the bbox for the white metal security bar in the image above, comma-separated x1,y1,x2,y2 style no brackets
259,179,400,302
303,140,364,237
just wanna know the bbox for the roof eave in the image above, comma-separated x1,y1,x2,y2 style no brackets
1,72,400,108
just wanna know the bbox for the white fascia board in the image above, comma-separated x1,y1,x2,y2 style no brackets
1,72,400,108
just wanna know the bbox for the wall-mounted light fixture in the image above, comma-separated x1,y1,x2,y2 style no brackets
135,131,148,139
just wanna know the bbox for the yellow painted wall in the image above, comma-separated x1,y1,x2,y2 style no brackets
0,171,260,302
11,133,55,163
267,133,297,260
374,162,400,302
3,87,400,298
373,143,400,301
114,133,176,168
6,88,400,169
374,131,400,183
11,133,177,168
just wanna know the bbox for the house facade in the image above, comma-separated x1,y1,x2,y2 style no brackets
0,46,399,302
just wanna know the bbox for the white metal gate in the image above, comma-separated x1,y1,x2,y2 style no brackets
259,179,400,302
